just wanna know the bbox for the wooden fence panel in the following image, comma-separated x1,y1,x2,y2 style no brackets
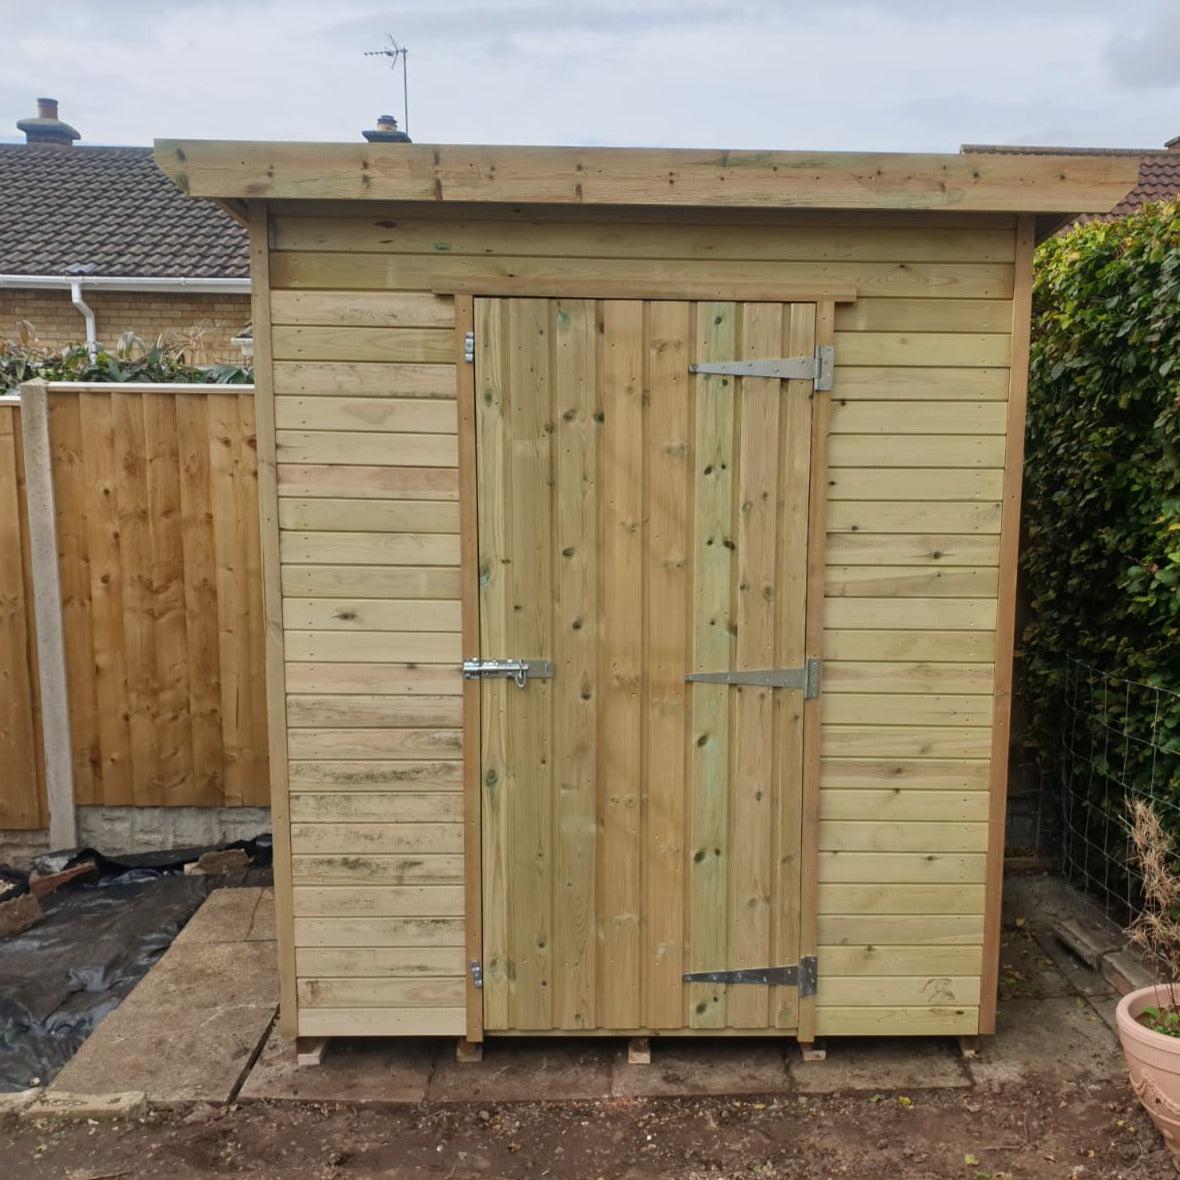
43,388,269,809
0,402,46,829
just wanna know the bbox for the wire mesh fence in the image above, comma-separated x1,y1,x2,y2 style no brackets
1057,656,1180,924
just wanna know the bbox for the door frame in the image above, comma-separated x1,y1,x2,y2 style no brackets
450,286,841,1043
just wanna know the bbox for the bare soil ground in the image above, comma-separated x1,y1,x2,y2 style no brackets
3,1074,1174,1180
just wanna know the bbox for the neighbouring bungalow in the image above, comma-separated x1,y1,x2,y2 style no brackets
0,99,250,362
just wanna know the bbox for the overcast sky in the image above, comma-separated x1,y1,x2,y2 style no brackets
2,0,1178,151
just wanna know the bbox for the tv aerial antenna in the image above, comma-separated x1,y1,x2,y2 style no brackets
365,35,410,137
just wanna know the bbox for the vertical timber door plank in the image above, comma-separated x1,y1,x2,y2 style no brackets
798,301,835,1045
176,393,224,806
728,302,782,1029
687,302,736,1029
506,297,555,1030
49,394,99,804
78,393,133,805
143,392,195,802
476,297,511,1031
599,300,645,1031
644,301,691,1030
456,294,484,1043
240,397,270,806
111,391,159,804
208,394,246,806
552,298,599,1031
773,303,816,1030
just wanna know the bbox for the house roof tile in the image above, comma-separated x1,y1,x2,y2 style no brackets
0,144,248,278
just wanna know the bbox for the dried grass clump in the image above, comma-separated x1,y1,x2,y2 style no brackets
1127,799,1180,1030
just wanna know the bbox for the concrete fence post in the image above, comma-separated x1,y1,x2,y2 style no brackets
19,379,77,850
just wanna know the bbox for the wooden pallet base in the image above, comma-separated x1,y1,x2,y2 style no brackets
627,1037,651,1065
295,1037,328,1068
456,1038,484,1064
799,1039,827,1063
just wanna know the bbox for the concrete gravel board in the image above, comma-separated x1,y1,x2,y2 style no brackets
788,1037,970,1094
240,1030,433,1105
610,1039,790,1097
426,1039,612,1103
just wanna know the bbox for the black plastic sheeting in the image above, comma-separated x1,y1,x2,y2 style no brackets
0,836,272,1092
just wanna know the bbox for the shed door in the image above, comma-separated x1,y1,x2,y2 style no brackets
473,297,821,1033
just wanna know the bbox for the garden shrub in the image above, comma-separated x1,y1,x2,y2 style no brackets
1,324,251,391
1023,200,1180,844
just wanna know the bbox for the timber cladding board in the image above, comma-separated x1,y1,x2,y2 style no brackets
263,280,467,1036
28,388,269,809
155,141,1139,211
246,204,1026,1041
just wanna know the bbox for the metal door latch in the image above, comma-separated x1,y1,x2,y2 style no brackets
462,658,554,688
470,960,483,989
690,346,834,391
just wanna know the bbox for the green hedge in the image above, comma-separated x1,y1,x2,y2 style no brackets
1022,200,1180,827
1,329,251,391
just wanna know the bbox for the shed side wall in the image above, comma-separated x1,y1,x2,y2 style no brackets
263,203,1016,1038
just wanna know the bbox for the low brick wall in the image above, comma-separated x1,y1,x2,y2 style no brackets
0,289,251,363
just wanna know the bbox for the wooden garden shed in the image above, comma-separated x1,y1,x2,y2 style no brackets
155,140,1137,1056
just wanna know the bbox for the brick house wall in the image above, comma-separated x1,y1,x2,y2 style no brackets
0,289,251,363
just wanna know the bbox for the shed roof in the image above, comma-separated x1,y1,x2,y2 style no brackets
0,144,248,278
962,143,1180,219
153,141,1138,215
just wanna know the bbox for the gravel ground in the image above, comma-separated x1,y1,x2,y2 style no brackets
3,1073,1176,1179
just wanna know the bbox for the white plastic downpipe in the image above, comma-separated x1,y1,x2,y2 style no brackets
69,279,97,357
0,272,250,358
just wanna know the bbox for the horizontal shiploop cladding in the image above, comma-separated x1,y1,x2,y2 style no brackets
151,134,1138,1052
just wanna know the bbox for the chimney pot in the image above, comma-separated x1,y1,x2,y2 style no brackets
363,113,411,144
17,96,80,146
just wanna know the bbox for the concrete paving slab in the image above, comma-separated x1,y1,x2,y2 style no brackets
610,1039,790,1098
44,886,279,1106
969,996,1124,1087
1029,926,1120,999
1084,991,1122,1034
25,1090,146,1120
127,940,278,1013
240,1029,433,1105
171,886,266,946
997,923,1077,1001
1002,875,1101,927
426,1039,612,1103
246,888,276,941
788,1037,969,1093
48,1000,275,1105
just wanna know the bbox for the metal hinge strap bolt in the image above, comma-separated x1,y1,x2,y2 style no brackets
470,960,483,989
686,656,821,699
689,346,833,392
682,955,817,997
464,330,475,363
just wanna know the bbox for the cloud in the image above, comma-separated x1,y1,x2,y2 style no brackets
0,0,1175,150
1106,6,1180,89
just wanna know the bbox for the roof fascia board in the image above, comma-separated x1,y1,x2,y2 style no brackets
153,139,1140,214
0,274,250,293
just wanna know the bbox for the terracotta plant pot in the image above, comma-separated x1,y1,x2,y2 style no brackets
1116,985,1180,1155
